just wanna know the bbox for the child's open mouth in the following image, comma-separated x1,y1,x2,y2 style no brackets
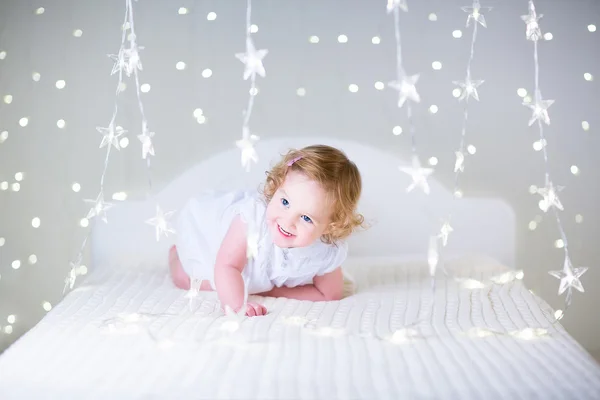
278,224,293,237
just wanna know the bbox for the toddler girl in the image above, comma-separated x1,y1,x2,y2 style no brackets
169,144,363,316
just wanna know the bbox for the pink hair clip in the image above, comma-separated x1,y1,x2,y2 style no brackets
287,156,302,166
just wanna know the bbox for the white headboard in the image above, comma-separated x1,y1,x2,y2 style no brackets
91,136,515,270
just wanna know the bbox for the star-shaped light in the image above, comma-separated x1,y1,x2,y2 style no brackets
386,0,408,13
124,41,144,77
461,0,490,28
536,181,564,212
454,151,465,172
109,47,128,76
63,257,87,293
96,123,126,150
388,74,421,108
145,204,176,241
399,154,434,194
137,121,155,159
84,192,113,223
439,220,454,247
525,95,554,126
521,1,543,41
549,255,588,304
236,127,260,172
453,77,484,102
185,279,202,310
235,38,268,80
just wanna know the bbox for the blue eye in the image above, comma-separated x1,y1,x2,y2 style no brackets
281,198,289,207
302,215,312,224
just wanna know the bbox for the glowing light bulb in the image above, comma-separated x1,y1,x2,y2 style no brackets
28,255,37,264
452,30,462,38
32,217,41,228
570,165,580,175
3,94,12,104
467,145,476,155
309,36,319,44
588,24,596,32
543,32,553,40
176,61,186,70
249,24,258,33
141,84,151,92
57,119,66,129
428,157,438,166
429,105,438,114
392,126,403,136
374,81,384,90
428,13,438,21
582,121,590,131
56,80,66,89
112,192,127,201
528,221,537,231
43,302,52,311
338,34,348,43
372,36,381,44
584,73,593,81
517,88,527,97
202,69,212,78
348,84,359,93
19,117,29,127
32,72,41,81
80,218,89,228
72,183,81,192
207,12,217,21
73,29,83,37
432,61,442,70
14,172,24,181
178,7,188,15
11,260,21,270
575,214,583,223
554,239,564,249
35,7,45,15
296,88,306,97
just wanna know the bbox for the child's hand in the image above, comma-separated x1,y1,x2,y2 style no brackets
246,302,267,317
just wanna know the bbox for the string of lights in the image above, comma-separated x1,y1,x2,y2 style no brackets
65,0,176,293
435,1,490,264
234,0,266,172
522,0,588,322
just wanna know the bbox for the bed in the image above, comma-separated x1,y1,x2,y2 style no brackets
0,137,599,399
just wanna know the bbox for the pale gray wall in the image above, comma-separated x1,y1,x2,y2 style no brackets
0,0,598,359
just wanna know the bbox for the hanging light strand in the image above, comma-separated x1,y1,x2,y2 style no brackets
234,0,267,172
522,0,587,321
436,1,490,257
64,2,131,293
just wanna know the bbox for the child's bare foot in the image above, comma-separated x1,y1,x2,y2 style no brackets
169,245,191,290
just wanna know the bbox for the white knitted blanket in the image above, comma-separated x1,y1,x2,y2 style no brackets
0,255,599,399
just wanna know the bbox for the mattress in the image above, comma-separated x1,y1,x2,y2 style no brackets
1,255,599,400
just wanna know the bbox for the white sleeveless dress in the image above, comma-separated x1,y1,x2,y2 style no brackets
175,190,348,295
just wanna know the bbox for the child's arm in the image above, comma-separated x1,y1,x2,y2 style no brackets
213,215,249,313
258,267,344,301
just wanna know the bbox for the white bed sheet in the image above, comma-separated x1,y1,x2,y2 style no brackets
1,255,599,400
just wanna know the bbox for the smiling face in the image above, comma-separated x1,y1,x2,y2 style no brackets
265,170,333,248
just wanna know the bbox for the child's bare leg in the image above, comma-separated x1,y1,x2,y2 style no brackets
169,245,213,291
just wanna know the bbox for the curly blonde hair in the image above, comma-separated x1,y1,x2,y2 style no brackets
262,144,364,244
